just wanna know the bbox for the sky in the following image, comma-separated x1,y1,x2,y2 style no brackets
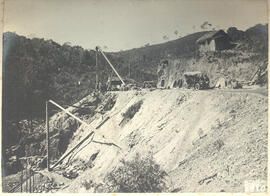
3,0,268,51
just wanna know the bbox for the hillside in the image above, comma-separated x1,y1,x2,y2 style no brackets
3,88,267,192
115,24,268,76
2,23,268,177
114,31,208,74
67,89,266,192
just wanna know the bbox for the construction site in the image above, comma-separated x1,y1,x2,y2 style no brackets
3,39,268,192
2,1,268,192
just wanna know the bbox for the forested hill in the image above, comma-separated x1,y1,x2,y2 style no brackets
2,32,157,122
2,31,159,149
2,23,268,123
2,31,204,126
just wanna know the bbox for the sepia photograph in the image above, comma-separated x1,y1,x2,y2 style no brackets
1,0,268,193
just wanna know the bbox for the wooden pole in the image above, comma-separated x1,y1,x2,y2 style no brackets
97,46,126,85
95,47,98,91
29,169,31,193
32,170,34,193
46,101,50,171
20,170,23,192
129,63,131,78
25,169,28,192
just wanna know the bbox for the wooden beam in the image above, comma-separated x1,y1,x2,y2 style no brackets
48,99,115,170
49,100,93,129
51,131,94,169
50,114,110,170
46,101,50,171
97,46,126,85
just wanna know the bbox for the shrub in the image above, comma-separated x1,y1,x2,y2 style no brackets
103,152,168,192
122,100,143,120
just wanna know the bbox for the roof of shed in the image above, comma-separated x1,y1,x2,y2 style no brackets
196,30,228,44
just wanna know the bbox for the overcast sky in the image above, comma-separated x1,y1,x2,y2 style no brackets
4,0,268,51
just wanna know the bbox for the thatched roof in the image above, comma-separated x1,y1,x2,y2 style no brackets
196,30,229,44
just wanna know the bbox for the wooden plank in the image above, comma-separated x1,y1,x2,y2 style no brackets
51,132,94,169
50,115,110,170
96,116,110,129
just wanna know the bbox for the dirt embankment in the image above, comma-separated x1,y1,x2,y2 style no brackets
6,88,264,192
45,87,267,193
157,50,267,89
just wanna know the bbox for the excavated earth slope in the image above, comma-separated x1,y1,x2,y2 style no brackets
49,88,267,192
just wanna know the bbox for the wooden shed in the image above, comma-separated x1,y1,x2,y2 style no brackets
196,30,233,52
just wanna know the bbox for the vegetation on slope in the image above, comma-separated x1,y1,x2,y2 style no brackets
99,153,167,192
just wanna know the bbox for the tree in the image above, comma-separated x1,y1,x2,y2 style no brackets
200,21,212,30
163,35,169,40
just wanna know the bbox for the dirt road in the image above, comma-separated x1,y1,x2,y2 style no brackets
207,86,268,97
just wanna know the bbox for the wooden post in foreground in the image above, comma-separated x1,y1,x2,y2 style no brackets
29,169,31,193
25,169,28,192
20,170,23,192
46,101,50,171
32,170,34,193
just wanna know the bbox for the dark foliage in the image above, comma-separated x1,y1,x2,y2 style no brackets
122,100,143,119
102,153,168,192
227,24,268,55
